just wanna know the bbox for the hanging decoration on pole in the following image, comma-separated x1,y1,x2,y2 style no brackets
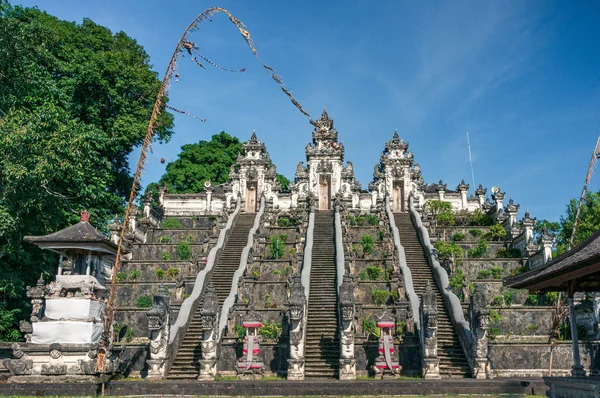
97,6,315,377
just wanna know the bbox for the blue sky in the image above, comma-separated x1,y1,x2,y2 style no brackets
14,0,600,222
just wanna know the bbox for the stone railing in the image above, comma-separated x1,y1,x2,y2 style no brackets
217,196,265,340
300,205,315,312
164,197,241,374
408,196,474,374
298,204,315,365
334,205,345,290
385,196,421,332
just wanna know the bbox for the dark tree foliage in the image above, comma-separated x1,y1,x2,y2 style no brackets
0,3,173,340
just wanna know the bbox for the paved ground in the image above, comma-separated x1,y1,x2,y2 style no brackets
0,379,548,397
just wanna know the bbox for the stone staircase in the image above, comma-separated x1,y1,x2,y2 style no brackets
394,213,471,378
167,213,256,379
304,210,340,378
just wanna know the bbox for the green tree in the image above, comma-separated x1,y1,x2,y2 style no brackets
556,191,600,255
154,131,291,194
159,132,243,193
277,174,291,191
0,3,173,340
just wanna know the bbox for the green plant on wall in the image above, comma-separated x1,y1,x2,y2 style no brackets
496,248,522,258
468,228,483,238
277,217,290,227
258,321,282,341
116,272,127,282
355,216,366,226
376,230,385,241
485,224,507,241
161,251,172,261
371,289,389,305
434,240,464,262
366,266,382,280
467,209,493,226
128,270,141,281
366,214,378,226
234,324,246,340
488,310,503,339
361,317,380,340
449,269,465,298
162,218,183,229
167,267,180,279
182,234,195,244
155,268,165,280
157,236,172,243
359,271,367,281
490,266,504,279
252,270,260,279
349,215,356,226
176,241,192,260
124,327,135,342
477,270,493,280
136,295,152,308
467,239,488,258
452,232,466,242
361,235,374,256
268,234,287,259
396,321,407,335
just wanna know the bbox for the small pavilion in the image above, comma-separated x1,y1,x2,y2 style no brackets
505,229,600,396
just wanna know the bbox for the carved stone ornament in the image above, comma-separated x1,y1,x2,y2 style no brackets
201,284,219,332
339,276,355,322
316,159,334,174
288,276,306,323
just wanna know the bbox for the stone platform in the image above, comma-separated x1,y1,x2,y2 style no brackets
0,378,547,396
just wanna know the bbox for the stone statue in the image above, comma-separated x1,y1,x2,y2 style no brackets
469,284,490,379
421,282,440,379
198,284,219,380
338,276,356,380
146,284,171,378
287,276,306,380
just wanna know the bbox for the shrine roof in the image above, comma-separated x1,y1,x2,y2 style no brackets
504,227,600,292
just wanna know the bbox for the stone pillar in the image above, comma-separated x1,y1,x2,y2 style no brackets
522,211,536,242
457,180,470,210
236,304,265,379
21,275,46,343
206,185,214,212
468,284,490,379
108,216,121,245
338,276,356,380
541,230,556,264
492,190,505,214
85,252,92,276
421,282,440,379
198,284,220,380
142,193,152,218
158,185,167,207
504,198,520,231
146,284,171,378
436,180,446,201
475,185,487,208
568,289,586,378
373,311,401,379
287,276,306,380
